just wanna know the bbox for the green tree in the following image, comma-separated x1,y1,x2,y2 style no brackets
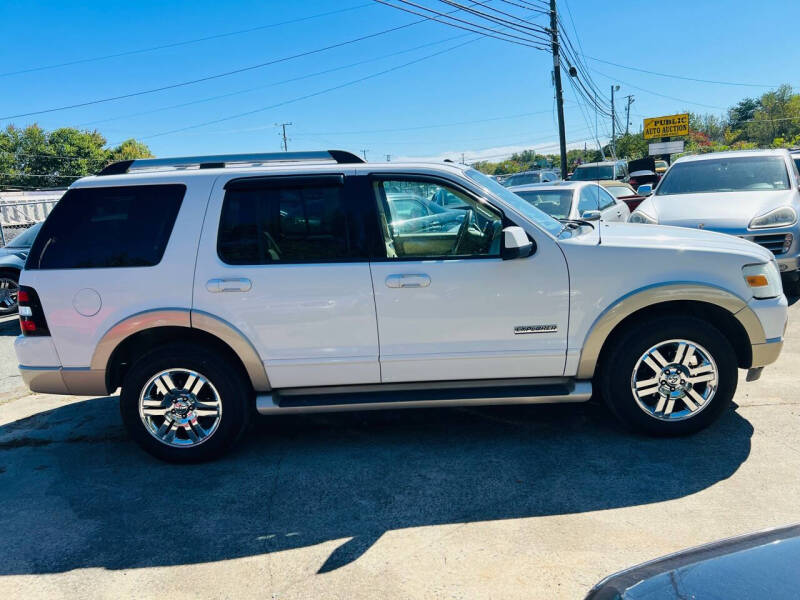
614,133,648,160
0,125,153,189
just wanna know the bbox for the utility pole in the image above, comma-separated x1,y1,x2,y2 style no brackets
461,152,466,164
610,85,620,157
275,122,292,152
360,149,369,161
624,95,635,136
549,0,568,176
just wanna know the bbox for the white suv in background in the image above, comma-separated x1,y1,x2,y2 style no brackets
16,151,787,462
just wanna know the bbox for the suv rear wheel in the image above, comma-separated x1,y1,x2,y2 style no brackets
120,343,252,462
599,316,738,436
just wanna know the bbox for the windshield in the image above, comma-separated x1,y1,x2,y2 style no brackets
465,169,563,236
7,222,42,248
605,185,634,198
507,173,539,186
514,190,573,219
657,156,790,195
571,165,614,180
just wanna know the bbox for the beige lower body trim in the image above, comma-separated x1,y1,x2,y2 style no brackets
21,367,70,395
576,283,765,379
89,308,270,393
21,367,109,396
750,340,783,367
62,369,109,395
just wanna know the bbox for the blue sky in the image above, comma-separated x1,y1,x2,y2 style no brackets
1,0,798,162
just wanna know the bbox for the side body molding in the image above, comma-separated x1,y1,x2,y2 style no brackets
575,283,765,379
90,308,270,392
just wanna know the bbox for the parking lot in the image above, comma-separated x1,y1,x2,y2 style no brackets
0,300,797,599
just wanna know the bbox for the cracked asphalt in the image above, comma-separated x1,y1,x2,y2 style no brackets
1,305,799,599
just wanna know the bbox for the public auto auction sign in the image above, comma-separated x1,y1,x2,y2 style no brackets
643,114,689,140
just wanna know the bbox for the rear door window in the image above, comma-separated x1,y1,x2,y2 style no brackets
27,184,185,270
218,176,365,264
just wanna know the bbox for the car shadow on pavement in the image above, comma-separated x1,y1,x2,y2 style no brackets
0,396,753,576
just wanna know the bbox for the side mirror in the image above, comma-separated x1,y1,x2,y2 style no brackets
501,226,533,260
581,210,601,221
637,184,653,196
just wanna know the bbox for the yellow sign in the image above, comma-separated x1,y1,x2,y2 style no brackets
643,113,689,140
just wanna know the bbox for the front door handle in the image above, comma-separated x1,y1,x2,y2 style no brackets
207,278,252,293
385,274,431,288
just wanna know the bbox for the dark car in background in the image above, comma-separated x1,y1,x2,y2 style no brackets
585,524,800,599
500,169,560,187
570,160,629,182
0,222,42,315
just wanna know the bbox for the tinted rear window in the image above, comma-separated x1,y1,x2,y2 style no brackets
218,180,356,264
27,184,185,270
657,156,789,195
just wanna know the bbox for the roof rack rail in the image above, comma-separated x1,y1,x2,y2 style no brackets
97,149,364,176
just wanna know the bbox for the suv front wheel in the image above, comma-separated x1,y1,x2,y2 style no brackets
120,343,252,462
600,316,738,436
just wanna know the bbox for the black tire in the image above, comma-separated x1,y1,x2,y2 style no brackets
0,269,20,316
781,274,800,298
599,316,738,436
120,343,252,463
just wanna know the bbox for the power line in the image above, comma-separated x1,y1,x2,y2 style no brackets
77,31,473,128
0,6,474,121
374,0,548,50
434,0,551,42
496,0,549,15
585,56,781,89
120,36,481,142
288,107,567,136
0,3,375,78
590,68,729,110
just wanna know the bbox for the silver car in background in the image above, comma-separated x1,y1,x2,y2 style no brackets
509,181,630,223
630,149,800,290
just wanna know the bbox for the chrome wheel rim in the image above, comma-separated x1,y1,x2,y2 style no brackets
139,368,222,447
630,339,718,421
0,277,18,311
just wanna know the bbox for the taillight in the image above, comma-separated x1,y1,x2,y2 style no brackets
18,285,50,337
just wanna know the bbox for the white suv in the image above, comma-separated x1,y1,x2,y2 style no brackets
15,150,788,462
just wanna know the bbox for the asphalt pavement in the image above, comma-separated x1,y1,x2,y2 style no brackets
1,306,799,599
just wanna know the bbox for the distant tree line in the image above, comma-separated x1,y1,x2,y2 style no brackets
474,84,800,175
0,124,153,189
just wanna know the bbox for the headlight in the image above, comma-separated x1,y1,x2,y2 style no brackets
742,262,782,299
629,210,657,224
749,207,797,229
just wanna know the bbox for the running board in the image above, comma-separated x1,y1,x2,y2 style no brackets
255,380,592,415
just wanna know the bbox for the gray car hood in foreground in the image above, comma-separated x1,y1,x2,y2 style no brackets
639,190,797,232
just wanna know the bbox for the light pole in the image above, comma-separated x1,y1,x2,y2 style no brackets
610,85,620,157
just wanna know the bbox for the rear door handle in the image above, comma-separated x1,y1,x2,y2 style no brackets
385,274,431,288
206,278,252,293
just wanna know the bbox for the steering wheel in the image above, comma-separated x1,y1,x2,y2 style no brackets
452,209,473,255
